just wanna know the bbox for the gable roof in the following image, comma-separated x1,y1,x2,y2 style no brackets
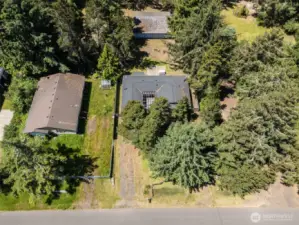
133,12,171,34
24,73,85,134
122,75,190,109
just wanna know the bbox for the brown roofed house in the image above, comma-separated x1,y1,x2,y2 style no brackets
24,73,85,135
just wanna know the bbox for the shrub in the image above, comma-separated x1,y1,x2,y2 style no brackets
233,5,249,18
283,20,299,35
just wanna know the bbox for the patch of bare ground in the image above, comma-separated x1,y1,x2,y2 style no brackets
115,136,140,208
141,39,172,62
221,97,238,121
243,176,299,208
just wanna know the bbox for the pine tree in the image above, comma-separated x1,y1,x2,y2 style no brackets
95,44,122,82
200,89,222,127
138,97,171,151
172,97,190,123
119,100,147,142
150,123,217,189
0,0,68,76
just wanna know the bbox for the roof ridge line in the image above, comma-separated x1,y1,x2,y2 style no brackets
45,74,61,127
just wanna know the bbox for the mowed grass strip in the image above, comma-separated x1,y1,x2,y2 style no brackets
83,79,115,176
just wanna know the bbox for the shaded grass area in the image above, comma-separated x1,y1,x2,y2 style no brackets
0,182,79,211
1,98,12,110
221,8,295,43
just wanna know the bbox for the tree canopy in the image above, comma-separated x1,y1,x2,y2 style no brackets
150,123,217,189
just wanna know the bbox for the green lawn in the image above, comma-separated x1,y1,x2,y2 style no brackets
221,8,295,43
0,182,79,211
1,98,12,110
83,79,115,175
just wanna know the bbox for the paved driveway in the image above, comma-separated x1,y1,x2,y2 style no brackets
0,109,13,141
0,208,299,225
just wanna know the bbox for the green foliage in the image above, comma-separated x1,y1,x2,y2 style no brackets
94,44,122,82
219,165,276,197
1,137,63,204
51,0,93,71
233,5,249,18
172,97,190,123
169,0,225,75
0,0,68,76
5,75,37,114
257,0,299,27
138,97,171,151
283,19,299,34
199,90,222,127
1,135,95,204
230,29,286,82
169,0,210,33
150,123,217,189
119,100,147,142
119,0,150,10
85,0,136,66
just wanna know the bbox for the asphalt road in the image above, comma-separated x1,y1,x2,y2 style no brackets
1,208,299,225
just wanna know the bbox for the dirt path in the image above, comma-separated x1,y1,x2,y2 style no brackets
115,139,139,208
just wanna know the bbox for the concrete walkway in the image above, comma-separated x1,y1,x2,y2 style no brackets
0,110,13,141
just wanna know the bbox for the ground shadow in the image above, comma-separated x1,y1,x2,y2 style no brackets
46,144,98,204
219,84,235,101
223,0,240,9
77,81,92,134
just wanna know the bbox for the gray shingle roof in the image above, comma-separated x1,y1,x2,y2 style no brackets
122,75,190,109
24,73,85,134
133,12,171,34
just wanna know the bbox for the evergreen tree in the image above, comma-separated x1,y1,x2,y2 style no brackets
150,123,217,189
50,0,93,72
94,44,122,82
138,97,171,151
85,0,136,66
119,100,147,142
230,29,286,83
172,97,190,123
219,164,276,197
1,137,64,204
169,0,225,75
0,0,68,76
200,89,222,127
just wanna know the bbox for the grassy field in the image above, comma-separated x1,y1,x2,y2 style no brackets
221,8,295,43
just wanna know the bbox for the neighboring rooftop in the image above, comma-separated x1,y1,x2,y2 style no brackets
122,75,190,110
133,11,171,36
24,73,85,134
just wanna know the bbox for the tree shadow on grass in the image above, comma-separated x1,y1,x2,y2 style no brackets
125,38,149,72
46,144,98,204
